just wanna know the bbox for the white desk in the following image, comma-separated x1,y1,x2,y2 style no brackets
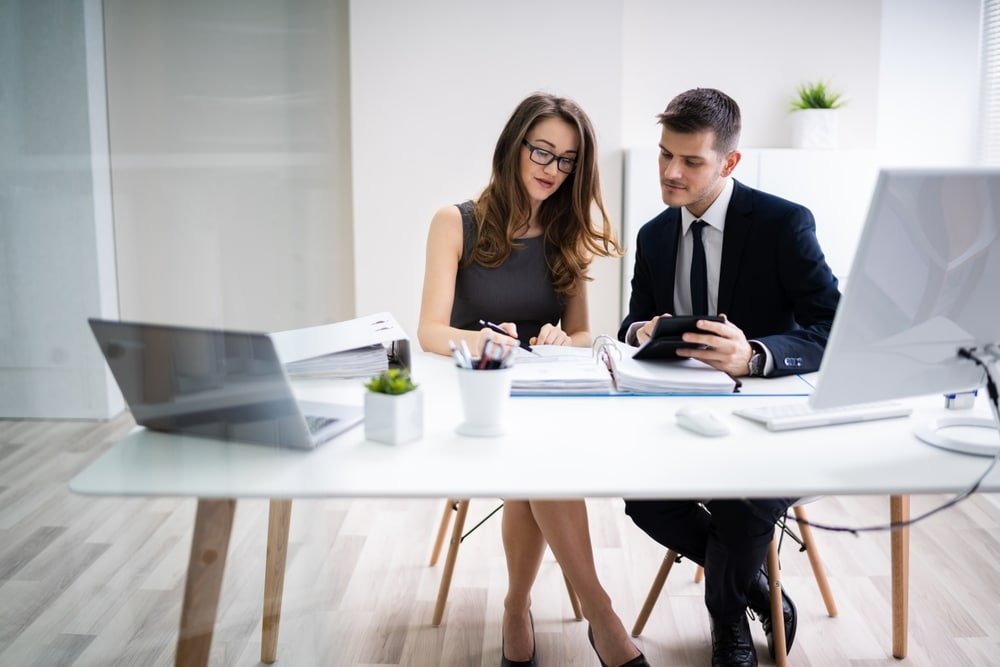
70,353,1000,666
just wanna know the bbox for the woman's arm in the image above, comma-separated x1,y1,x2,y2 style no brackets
417,205,519,356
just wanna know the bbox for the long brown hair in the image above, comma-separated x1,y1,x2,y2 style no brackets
469,93,621,296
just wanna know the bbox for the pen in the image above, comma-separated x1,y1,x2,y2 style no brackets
459,340,474,368
478,319,535,353
448,340,470,368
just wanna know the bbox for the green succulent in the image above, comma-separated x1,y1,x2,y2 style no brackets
365,368,417,395
790,81,845,111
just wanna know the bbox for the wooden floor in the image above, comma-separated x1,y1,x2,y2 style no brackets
1,414,998,666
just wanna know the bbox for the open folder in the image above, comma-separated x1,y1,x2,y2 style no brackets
509,337,738,395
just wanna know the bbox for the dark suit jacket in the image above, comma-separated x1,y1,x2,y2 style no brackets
618,179,841,376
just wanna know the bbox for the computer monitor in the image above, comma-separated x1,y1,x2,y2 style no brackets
810,168,1000,455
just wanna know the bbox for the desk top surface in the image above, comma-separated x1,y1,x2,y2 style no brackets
70,353,1000,499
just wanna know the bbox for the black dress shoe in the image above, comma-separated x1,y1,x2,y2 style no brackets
747,568,797,660
586,625,650,667
501,611,536,667
710,614,757,667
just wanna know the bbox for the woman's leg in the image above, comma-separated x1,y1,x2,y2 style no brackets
501,500,547,661
529,500,642,665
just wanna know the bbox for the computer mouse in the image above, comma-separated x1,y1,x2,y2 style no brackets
675,405,731,437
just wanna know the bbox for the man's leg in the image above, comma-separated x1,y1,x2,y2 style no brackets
624,499,712,565
701,499,791,620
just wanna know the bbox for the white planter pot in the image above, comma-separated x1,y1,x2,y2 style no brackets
791,109,839,149
364,389,423,445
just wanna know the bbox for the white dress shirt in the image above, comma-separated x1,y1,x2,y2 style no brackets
673,177,734,317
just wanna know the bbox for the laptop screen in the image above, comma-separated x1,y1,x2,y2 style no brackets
89,319,317,447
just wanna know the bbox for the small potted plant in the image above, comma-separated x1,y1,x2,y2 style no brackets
364,368,422,444
789,80,845,149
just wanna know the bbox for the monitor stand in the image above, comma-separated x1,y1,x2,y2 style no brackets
913,412,1000,456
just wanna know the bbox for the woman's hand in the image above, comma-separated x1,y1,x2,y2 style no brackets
476,322,519,356
531,323,571,346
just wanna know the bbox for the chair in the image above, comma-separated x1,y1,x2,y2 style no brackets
631,504,838,667
429,498,583,625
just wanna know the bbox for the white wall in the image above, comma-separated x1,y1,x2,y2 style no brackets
877,0,982,166
349,0,625,340
621,0,882,150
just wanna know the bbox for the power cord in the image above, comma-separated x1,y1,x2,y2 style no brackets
746,344,1000,536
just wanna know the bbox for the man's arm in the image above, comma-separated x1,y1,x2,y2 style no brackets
754,206,840,375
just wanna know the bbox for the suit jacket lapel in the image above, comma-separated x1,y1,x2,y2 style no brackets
658,208,682,313
718,179,753,315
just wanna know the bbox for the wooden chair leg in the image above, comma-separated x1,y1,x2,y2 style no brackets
766,537,788,667
430,499,455,566
177,498,236,667
432,499,470,626
632,549,679,637
563,572,584,621
891,495,910,659
793,505,838,617
261,499,292,664
694,564,704,584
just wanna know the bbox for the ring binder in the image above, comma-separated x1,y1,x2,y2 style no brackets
510,337,738,395
271,312,412,378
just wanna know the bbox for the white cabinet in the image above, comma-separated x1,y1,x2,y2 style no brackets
621,148,879,316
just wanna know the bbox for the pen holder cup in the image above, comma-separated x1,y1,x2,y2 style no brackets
455,364,513,437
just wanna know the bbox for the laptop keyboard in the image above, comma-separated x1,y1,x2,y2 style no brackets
733,401,912,431
304,415,339,433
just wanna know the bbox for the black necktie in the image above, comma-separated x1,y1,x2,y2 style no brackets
690,220,709,316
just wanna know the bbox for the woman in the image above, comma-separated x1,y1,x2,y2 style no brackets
418,93,647,667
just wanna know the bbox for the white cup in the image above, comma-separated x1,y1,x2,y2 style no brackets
455,365,513,437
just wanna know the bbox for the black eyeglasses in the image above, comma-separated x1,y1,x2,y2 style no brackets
523,140,577,174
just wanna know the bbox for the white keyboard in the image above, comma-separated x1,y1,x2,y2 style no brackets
733,401,912,431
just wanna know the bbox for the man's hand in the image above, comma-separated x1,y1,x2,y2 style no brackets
675,314,754,377
636,313,673,346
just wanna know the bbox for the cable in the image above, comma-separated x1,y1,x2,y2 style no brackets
747,344,1000,536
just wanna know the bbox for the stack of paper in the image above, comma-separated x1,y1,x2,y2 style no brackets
284,344,388,379
510,346,613,395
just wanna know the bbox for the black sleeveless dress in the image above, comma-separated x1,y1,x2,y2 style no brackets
449,200,563,344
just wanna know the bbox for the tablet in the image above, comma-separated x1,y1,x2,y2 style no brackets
632,315,725,360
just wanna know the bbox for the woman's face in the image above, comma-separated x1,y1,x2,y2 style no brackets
519,117,580,208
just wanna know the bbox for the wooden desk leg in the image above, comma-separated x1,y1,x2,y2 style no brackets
176,498,236,667
767,539,788,667
262,499,293,664
891,495,910,659
432,499,470,626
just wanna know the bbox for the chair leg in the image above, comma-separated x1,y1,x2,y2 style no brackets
632,549,679,637
793,505,838,617
767,537,788,667
432,499,469,626
694,564,704,583
429,499,455,566
563,572,584,621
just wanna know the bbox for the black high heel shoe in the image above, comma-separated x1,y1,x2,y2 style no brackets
501,611,536,667
587,625,650,667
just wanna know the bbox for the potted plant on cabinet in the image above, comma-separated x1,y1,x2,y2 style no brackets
364,368,422,444
790,80,845,149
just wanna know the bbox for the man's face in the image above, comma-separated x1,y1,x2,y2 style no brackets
658,126,740,218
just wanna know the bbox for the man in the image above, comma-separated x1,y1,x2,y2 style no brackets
619,88,840,667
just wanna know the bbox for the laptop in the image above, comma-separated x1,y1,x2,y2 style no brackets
89,318,364,449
